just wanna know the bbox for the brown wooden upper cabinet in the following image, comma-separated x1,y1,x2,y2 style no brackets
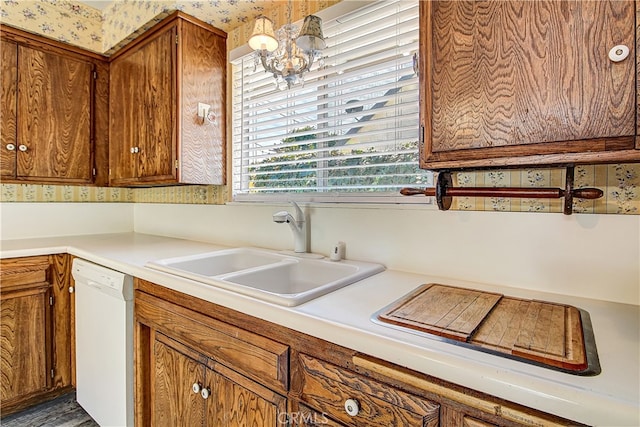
419,1,640,170
109,12,226,187
0,26,109,185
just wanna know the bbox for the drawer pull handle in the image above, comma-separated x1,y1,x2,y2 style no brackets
192,382,201,394
608,44,629,62
200,387,211,400
344,398,359,417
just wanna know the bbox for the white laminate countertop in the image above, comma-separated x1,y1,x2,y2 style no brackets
1,232,638,426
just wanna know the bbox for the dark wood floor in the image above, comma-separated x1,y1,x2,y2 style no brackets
1,393,99,427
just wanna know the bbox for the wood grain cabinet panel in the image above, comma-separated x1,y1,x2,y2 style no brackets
48,254,73,390
153,338,206,427
0,25,109,185
152,335,287,427
420,0,640,170
0,281,51,403
208,364,287,426
289,401,346,427
110,27,174,184
295,354,440,427
17,46,93,182
464,415,499,427
637,1,640,144
0,255,73,416
0,40,17,178
139,307,287,426
136,291,289,393
109,12,226,186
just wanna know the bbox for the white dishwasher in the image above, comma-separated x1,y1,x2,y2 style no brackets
72,258,134,427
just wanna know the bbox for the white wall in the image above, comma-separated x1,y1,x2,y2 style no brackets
0,203,134,239
1,201,637,305
134,202,640,305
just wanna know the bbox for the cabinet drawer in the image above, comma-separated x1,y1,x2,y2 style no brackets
296,354,439,427
464,416,498,427
0,256,50,291
289,401,346,427
135,291,288,392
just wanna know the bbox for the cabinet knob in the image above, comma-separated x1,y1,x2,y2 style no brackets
344,398,359,417
192,382,201,394
6,144,15,151
130,147,139,154
608,44,630,62
200,387,210,400
18,144,28,152
69,286,74,293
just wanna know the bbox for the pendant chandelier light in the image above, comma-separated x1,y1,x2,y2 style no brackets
249,0,326,89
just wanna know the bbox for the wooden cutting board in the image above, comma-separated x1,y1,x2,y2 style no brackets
377,284,588,372
378,284,503,341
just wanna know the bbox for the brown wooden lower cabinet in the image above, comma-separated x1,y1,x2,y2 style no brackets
151,333,286,426
0,255,73,416
135,286,288,426
134,279,585,427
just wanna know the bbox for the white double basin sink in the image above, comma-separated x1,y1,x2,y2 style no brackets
146,247,385,306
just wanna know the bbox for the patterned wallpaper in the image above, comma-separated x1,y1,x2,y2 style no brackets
0,0,638,213
452,164,639,215
0,183,225,204
1,0,104,52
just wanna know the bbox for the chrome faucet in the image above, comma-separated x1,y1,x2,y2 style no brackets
273,201,308,253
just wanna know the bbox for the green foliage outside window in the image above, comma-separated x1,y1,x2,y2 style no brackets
248,127,426,192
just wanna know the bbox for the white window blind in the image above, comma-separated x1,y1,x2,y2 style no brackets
232,0,431,203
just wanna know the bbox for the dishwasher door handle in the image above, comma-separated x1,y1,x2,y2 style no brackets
86,280,103,290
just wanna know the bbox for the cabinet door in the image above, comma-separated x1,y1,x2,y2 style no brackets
152,334,287,427
109,45,144,184
1,40,17,178
0,255,73,416
109,25,177,185
421,0,638,169
208,363,287,426
0,257,52,406
153,338,206,427
0,286,51,403
138,26,176,183
17,45,93,182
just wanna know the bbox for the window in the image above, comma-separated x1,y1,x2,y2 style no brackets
231,0,431,203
